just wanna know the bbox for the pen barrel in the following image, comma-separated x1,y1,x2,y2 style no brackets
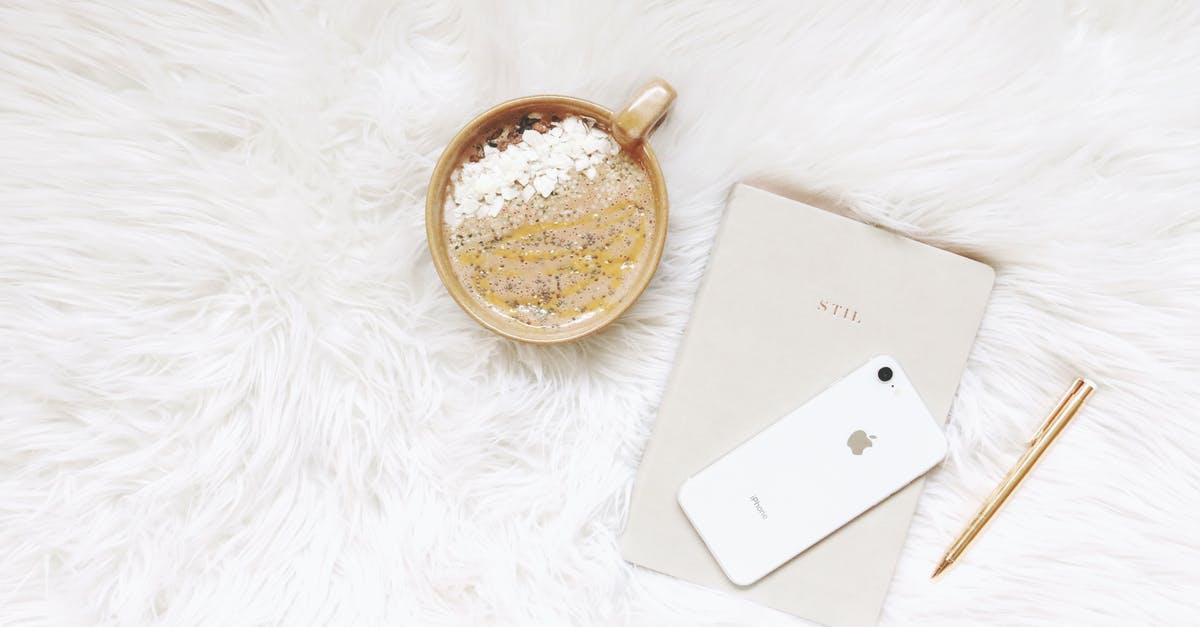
945,445,1037,558
942,380,1095,563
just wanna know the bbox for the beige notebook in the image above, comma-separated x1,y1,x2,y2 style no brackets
621,184,993,627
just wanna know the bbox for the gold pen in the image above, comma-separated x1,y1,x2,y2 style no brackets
932,378,1096,579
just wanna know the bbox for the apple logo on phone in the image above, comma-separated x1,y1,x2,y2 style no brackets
847,430,877,455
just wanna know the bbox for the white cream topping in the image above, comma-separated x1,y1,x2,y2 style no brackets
444,116,619,226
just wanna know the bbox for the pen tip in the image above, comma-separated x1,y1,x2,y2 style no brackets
931,560,951,580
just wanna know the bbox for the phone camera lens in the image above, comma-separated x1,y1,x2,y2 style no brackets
877,367,893,382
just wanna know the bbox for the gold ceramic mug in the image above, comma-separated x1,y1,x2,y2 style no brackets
425,80,676,343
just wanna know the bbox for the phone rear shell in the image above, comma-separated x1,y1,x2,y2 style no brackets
677,355,947,586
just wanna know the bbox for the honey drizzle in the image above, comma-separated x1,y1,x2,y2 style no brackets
456,201,649,318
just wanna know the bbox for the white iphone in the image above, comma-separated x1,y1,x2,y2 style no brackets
677,355,947,586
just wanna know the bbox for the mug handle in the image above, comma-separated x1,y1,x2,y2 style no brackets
611,79,676,147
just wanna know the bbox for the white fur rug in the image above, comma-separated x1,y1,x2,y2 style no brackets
2,2,1198,625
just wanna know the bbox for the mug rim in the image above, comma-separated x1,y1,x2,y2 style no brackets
425,94,669,344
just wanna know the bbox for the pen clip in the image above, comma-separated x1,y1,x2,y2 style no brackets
1028,379,1086,445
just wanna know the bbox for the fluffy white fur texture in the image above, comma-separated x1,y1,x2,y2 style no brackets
2,2,1198,625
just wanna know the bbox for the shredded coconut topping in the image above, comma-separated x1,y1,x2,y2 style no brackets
444,116,619,226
